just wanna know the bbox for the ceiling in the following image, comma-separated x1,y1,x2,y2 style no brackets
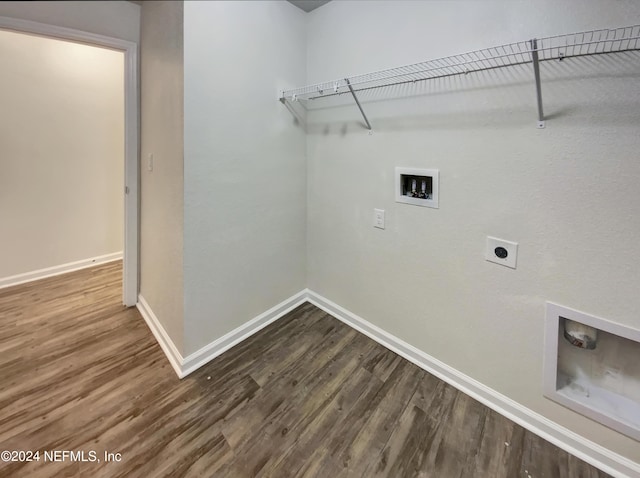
287,0,332,13
130,1,330,14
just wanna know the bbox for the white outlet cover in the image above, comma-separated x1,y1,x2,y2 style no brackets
485,236,518,269
373,208,385,229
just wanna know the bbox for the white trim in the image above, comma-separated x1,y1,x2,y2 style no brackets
181,291,308,376
135,288,639,475
137,291,308,379
0,252,123,290
121,35,139,308
0,16,139,307
136,295,184,378
305,290,640,478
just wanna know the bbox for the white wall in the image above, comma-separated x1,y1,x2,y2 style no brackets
0,30,124,279
140,0,185,354
183,0,307,356
306,0,640,463
0,1,139,43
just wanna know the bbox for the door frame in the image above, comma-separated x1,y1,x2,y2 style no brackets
0,16,139,306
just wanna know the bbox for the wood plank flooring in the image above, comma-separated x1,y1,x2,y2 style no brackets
0,262,610,477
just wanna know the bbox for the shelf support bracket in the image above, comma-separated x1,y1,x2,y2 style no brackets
345,78,372,132
530,38,545,129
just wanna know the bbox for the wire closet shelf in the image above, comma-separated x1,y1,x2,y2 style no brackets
279,25,640,129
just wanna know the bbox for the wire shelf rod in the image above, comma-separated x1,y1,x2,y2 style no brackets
281,24,640,102
280,24,640,129
302,56,533,101
300,43,639,103
293,45,639,104
302,59,534,102
341,49,530,87
283,41,533,99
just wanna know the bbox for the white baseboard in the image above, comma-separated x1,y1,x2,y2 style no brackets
0,252,123,290
136,295,184,378
137,290,308,379
305,290,640,478
136,287,638,477
181,290,308,376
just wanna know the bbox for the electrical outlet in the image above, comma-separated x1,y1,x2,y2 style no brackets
374,209,385,229
486,236,518,268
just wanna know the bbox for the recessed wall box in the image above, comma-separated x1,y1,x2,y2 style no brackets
544,302,640,440
395,167,439,208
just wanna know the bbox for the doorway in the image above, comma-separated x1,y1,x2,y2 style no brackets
0,16,138,306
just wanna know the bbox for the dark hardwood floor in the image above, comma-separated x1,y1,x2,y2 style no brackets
0,262,609,477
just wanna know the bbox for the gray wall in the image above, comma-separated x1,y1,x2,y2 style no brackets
140,1,185,353
305,0,640,461
183,0,307,356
